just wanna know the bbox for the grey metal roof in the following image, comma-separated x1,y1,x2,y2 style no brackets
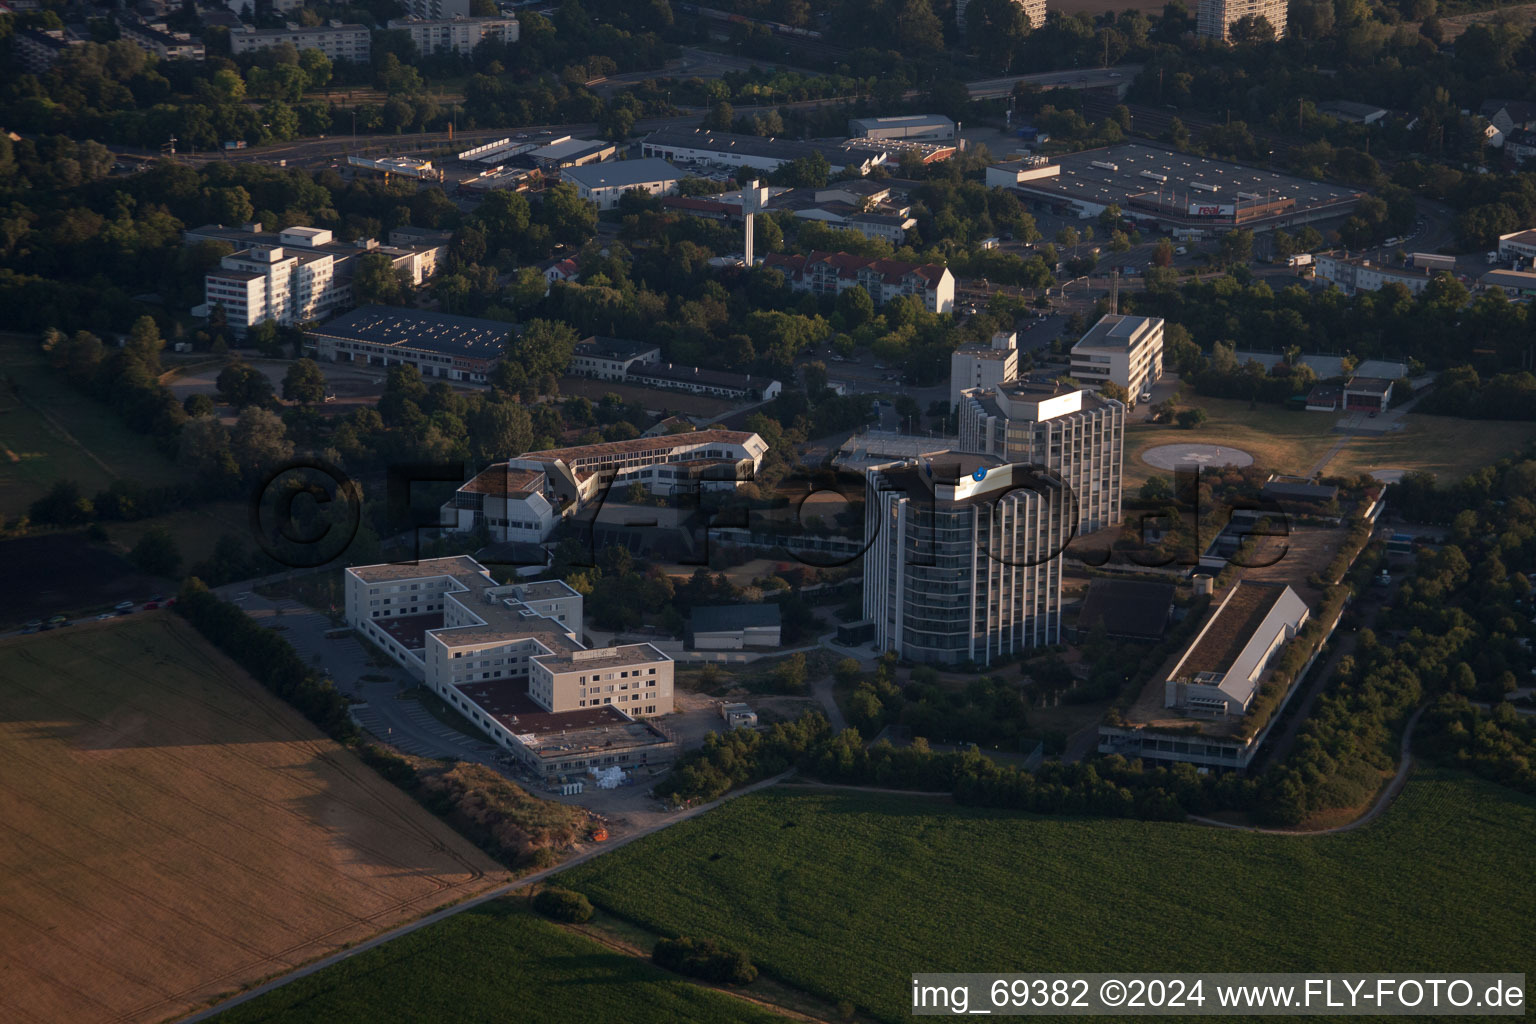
309,306,511,358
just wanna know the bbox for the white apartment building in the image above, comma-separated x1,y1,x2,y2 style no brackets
958,380,1124,534
1314,253,1436,296
762,251,956,314
229,22,371,61
955,0,1046,30
1070,314,1164,398
1164,582,1309,715
204,245,343,329
438,464,558,543
116,14,204,60
863,455,1072,666
561,158,682,211
401,0,472,17
1195,0,1288,40
386,15,519,55
569,336,661,380
949,331,1019,409
344,557,675,776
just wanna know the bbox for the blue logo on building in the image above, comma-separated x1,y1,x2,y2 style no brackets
972,466,988,482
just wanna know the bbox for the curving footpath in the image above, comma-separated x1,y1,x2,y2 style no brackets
1188,705,1426,837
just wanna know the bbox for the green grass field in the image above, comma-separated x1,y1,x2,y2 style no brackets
215,899,791,1024
561,774,1536,1023
1129,397,1536,490
0,332,183,517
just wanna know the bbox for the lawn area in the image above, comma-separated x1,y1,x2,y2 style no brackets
1329,413,1536,484
1126,396,1340,489
560,774,1535,1024
0,331,184,517
215,898,792,1024
0,614,505,1024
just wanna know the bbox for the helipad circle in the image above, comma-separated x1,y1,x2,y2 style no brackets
1141,443,1254,470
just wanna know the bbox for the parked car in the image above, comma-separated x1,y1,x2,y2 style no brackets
143,601,159,610
114,600,135,613
46,614,67,626
23,619,42,632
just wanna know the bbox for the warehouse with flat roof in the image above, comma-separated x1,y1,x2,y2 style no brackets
1002,143,1363,236
306,306,510,382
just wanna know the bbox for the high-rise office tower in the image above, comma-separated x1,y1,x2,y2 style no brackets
863,454,1073,666
958,380,1124,535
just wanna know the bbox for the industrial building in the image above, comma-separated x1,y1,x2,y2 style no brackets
532,137,618,170
1482,268,1536,299
1496,228,1536,263
863,454,1073,665
344,557,675,778
761,251,956,313
998,144,1361,237
229,21,371,60
305,306,510,382
1196,0,1289,40
624,363,782,400
561,158,682,211
688,604,783,649
848,114,956,143
957,380,1124,534
385,15,519,55
1164,582,1309,716
950,332,1019,409
640,128,888,176
1070,314,1164,398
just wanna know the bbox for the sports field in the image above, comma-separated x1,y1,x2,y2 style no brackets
215,899,793,1024
560,775,1535,1023
0,615,505,1024
0,331,184,517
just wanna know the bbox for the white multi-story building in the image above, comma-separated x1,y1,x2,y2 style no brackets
863,454,1072,665
561,158,682,211
950,331,1019,409
955,0,1047,31
204,245,343,329
762,250,956,314
401,0,472,17
1314,253,1437,296
1195,0,1288,40
344,556,676,776
958,380,1124,535
229,22,371,61
441,429,771,543
386,16,519,55
1070,314,1164,398
569,336,661,381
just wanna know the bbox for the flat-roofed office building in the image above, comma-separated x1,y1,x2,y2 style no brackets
1070,313,1164,398
958,380,1124,534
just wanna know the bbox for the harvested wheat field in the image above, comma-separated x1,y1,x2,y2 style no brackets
0,614,505,1024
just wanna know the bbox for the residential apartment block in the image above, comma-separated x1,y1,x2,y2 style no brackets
1195,0,1288,40
345,557,675,777
116,14,204,60
229,22,371,61
1070,313,1164,398
863,454,1072,665
762,250,956,314
401,0,473,18
950,331,1019,409
958,380,1124,534
14,28,86,73
386,15,519,55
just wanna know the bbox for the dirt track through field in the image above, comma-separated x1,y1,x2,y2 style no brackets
0,615,505,1024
